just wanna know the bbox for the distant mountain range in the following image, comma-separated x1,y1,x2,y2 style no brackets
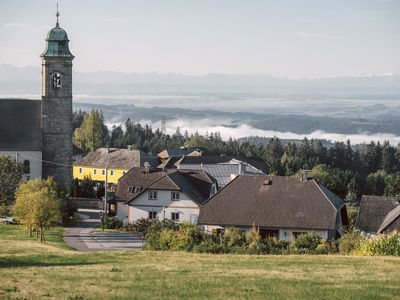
1,63,400,96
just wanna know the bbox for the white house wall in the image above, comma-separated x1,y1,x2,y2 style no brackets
0,151,42,180
128,190,200,224
202,225,329,242
115,202,129,223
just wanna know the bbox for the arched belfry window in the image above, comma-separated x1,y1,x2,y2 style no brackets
23,160,30,174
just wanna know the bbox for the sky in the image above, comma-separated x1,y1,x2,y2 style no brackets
0,0,399,78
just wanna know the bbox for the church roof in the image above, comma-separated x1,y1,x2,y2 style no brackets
0,99,42,151
41,23,74,58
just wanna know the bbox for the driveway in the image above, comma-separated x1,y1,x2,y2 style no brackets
63,209,144,252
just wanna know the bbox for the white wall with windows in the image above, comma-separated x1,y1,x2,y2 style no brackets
202,225,329,242
127,190,201,224
0,151,42,180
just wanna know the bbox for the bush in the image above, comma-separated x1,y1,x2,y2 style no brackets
135,218,152,234
223,227,245,247
101,217,122,229
293,232,322,251
267,237,291,255
315,241,338,254
246,224,261,249
145,220,189,251
356,231,400,256
193,237,229,254
338,230,364,254
60,197,77,223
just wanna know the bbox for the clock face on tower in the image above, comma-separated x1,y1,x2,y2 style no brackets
52,72,62,89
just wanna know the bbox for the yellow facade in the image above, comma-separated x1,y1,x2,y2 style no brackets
73,165,128,184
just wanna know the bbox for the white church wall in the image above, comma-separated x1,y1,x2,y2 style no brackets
0,151,42,180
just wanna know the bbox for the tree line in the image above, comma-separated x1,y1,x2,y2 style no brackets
73,109,400,201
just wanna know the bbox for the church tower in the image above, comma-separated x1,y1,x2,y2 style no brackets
41,8,74,189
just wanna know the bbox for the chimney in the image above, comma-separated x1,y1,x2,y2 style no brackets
263,179,272,185
301,170,309,182
144,161,150,174
238,162,246,175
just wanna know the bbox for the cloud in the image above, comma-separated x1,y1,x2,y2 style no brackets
1,22,28,30
106,118,400,146
295,30,350,40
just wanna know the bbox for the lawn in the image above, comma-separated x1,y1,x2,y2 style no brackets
0,225,399,300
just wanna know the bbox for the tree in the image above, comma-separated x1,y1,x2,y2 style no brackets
385,172,400,196
365,170,387,196
0,155,23,206
12,178,60,242
109,125,125,148
73,109,109,152
309,164,351,198
381,141,398,174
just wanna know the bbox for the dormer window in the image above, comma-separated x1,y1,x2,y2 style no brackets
171,192,180,200
128,186,142,193
148,191,158,200
210,184,217,196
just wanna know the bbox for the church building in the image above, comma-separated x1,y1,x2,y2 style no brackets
0,11,74,189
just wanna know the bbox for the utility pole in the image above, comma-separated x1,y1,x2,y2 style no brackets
104,164,108,216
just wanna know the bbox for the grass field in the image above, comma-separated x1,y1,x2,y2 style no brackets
1,225,400,300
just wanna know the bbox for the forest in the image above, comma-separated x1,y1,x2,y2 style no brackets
73,109,400,202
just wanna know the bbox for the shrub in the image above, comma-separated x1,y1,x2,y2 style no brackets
357,231,400,256
338,230,364,254
193,237,229,254
135,218,152,234
101,217,122,229
223,227,245,247
145,220,201,251
246,224,261,249
293,232,322,251
267,237,291,255
60,197,77,223
315,241,338,254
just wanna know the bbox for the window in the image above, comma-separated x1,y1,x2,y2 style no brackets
93,169,97,175
102,169,105,176
23,160,30,174
190,214,198,224
259,229,279,239
148,191,157,200
171,212,180,221
128,186,142,193
110,170,114,176
148,211,157,220
79,167,82,174
171,192,180,200
210,185,217,196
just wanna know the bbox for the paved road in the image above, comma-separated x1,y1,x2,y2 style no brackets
63,209,144,252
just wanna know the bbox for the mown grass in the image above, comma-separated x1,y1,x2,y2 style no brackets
0,224,400,300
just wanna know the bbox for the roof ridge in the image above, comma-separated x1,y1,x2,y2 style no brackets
377,204,400,233
313,180,343,211
199,173,241,207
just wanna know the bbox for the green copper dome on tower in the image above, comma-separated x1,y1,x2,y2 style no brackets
41,8,74,58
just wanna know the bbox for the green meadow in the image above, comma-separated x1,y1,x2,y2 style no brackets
0,224,399,300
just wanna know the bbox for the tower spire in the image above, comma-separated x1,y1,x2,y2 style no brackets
56,3,60,27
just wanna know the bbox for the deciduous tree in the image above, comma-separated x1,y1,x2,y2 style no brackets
0,155,23,205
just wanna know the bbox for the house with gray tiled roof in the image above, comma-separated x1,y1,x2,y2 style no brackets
123,169,217,225
198,175,348,241
357,195,400,234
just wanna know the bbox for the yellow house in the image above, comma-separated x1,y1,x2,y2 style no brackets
73,147,159,184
